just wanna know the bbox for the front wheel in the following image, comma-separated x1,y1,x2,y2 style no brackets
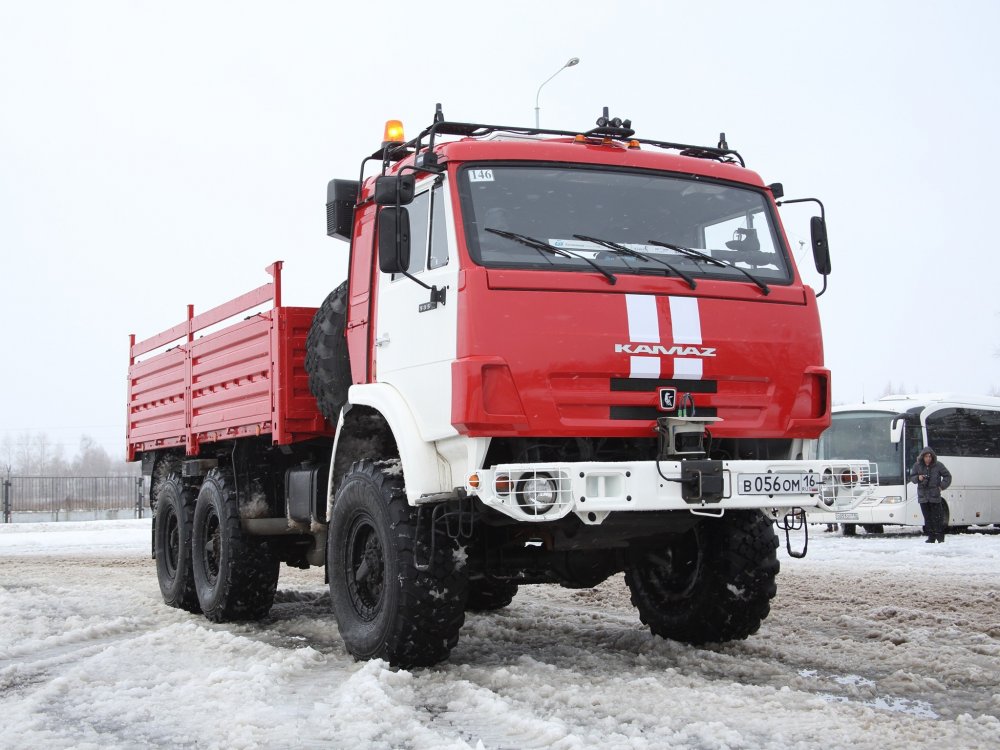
328,460,467,668
191,469,280,622
625,510,780,644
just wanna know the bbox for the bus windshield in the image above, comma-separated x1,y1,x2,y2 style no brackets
457,164,793,284
818,411,905,485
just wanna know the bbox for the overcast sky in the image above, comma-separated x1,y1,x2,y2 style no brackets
2,1,998,461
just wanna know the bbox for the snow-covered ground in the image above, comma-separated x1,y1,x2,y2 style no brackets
1,520,998,750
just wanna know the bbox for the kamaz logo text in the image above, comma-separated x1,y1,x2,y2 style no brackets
614,343,717,357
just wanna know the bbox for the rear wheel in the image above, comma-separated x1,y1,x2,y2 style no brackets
153,475,201,613
191,469,280,622
328,460,467,667
149,453,182,514
625,511,779,644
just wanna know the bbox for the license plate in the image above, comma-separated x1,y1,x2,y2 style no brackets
737,473,821,495
835,513,859,521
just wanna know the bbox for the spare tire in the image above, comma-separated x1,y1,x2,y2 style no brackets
306,282,352,425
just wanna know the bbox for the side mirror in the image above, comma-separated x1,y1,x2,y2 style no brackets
378,207,411,273
890,417,904,444
374,174,415,206
810,216,831,275
767,182,784,200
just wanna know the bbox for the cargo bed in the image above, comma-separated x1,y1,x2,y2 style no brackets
126,262,331,461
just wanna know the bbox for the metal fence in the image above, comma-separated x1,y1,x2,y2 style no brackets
2,476,145,522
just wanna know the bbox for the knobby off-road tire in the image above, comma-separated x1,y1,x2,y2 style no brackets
465,579,519,612
191,468,280,622
625,510,780,644
149,453,182,514
153,474,201,613
328,460,468,668
305,282,351,426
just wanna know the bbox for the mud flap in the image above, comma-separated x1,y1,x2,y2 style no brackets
776,507,808,558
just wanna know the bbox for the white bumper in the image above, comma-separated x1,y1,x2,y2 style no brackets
466,459,877,525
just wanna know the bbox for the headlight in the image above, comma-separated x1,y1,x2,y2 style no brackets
879,495,904,505
516,473,558,515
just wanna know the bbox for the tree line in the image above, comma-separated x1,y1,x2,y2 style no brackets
0,433,138,477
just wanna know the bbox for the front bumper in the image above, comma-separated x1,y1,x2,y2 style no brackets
466,459,877,525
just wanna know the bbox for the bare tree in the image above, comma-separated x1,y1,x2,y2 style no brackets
4,432,136,477
72,436,113,477
880,381,910,398
0,434,14,475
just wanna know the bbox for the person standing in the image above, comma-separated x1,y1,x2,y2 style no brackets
909,446,952,543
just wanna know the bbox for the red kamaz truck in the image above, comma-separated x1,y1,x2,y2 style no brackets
128,106,874,667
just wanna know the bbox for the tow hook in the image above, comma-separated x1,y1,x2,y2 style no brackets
776,507,808,558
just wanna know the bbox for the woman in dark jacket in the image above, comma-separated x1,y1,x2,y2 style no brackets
909,446,953,543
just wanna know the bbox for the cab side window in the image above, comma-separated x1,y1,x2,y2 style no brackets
404,190,430,276
428,184,449,270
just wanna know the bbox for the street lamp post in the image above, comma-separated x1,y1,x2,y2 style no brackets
535,57,579,128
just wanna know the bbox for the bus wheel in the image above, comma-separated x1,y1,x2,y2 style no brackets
191,468,280,622
841,523,857,537
328,460,467,668
625,510,779,644
862,524,884,534
153,474,201,613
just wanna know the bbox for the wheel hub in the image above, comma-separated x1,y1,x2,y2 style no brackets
164,509,179,577
202,508,221,586
346,519,385,621
645,529,703,600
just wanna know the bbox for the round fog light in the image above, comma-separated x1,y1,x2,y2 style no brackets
495,473,512,496
840,469,859,487
516,474,558,515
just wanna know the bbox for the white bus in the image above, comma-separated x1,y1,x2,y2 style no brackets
808,394,1000,535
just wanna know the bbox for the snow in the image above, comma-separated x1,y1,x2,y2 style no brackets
2,521,999,749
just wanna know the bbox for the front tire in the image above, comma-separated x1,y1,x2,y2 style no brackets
191,469,280,622
328,460,467,668
153,474,201,613
625,510,779,644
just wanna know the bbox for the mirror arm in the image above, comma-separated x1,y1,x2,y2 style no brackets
775,196,825,222
399,268,432,291
814,275,828,298
777,196,830,296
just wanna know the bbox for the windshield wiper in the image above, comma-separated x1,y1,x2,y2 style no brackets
573,234,697,290
647,239,770,295
485,228,617,285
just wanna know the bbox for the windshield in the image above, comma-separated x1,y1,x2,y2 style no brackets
457,164,793,283
818,411,905,485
